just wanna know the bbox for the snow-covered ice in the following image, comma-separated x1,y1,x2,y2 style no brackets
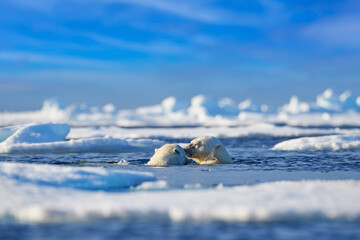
67,123,344,139
0,123,165,154
0,177,359,223
0,136,165,154
131,180,169,191
0,162,155,190
2,122,360,154
273,135,360,151
1,123,70,144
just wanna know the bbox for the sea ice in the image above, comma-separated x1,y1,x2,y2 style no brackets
0,125,22,142
131,180,169,191
67,123,340,139
0,162,156,190
0,136,165,154
0,123,165,154
1,122,70,144
0,179,359,223
273,134,360,151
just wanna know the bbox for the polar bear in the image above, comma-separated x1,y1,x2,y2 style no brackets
184,136,233,164
146,144,190,166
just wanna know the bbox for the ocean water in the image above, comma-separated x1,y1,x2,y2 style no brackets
2,220,360,240
1,131,360,240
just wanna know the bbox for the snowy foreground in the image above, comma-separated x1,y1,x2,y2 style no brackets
0,163,359,223
1,89,360,127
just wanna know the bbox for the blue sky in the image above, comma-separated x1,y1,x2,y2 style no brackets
0,0,360,110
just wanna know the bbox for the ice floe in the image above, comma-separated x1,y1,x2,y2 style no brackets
0,137,165,154
0,178,359,223
131,180,169,191
0,123,164,154
68,123,344,139
0,162,155,190
273,135,360,151
2,122,360,154
1,123,70,144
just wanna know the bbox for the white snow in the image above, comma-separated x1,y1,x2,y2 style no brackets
273,135,360,151
1,89,359,127
0,162,155,190
1,121,359,154
2,123,70,144
238,99,268,112
315,89,359,112
68,123,343,139
0,178,359,223
188,95,239,119
316,88,342,111
0,125,21,142
131,180,169,191
0,136,165,154
0,123,165,154
280,96,310,114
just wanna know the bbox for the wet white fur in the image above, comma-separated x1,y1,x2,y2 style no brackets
146,144,189,166
184,136,233,164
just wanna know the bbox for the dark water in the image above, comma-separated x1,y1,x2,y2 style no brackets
2,220,360,240
2,137,360,172
1,137,360,239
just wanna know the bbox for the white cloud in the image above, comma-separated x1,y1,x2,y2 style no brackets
106,0,285,26
6,0,58,13
0,51,121,69
5,0,284,26
302,15,360,48
85,33,184,54
0,70,125,83
105,0,226,24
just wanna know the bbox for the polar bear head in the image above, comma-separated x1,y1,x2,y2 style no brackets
184,136,233,164
146,144,189,166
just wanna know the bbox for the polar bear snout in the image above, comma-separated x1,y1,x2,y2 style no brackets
184,145,194,157
184,143,203,159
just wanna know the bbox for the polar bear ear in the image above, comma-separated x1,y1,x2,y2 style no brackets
215,144,222,150
154,148,158,152
173,148,180,154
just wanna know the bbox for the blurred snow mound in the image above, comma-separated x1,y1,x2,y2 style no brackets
273,134,360,151
1,179,359,223
1,122,70,145
280,96,310,114
1,89,360,127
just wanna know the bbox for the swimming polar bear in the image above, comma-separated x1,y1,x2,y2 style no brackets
184,136,233,164
146,144,190,166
